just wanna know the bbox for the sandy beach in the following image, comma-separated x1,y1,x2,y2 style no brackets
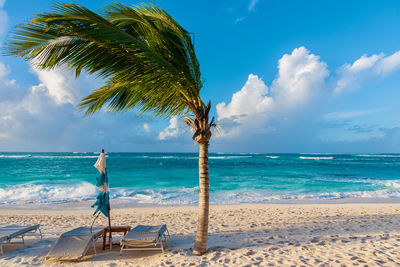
0,202,400,266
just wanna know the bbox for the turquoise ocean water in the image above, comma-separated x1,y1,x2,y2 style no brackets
1,152,400,205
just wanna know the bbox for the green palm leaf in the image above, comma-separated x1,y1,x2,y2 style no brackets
6,2,202,117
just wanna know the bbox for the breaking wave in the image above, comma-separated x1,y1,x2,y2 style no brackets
0,154,32,158
0,182,98,204
299,156,334,160
0,155,106,159
2,181,400,205
354,154,400,158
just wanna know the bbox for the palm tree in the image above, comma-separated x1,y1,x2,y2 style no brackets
6,2,214,255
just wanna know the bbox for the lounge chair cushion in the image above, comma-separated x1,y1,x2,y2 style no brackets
120,224,167,247
47,227,104,259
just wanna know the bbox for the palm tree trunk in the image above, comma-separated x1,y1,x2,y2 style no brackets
193,140,209,255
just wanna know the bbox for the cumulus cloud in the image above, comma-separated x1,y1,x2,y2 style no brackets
0,78,75,143
215,46,400,147
2,39,400,152
32,67,77,105
0,63,85,144
271,47,329,107
216,47,329,137
217,74,272,121
335,50,400,95
376,51,400,74
158,117,181,140
0,58,176,151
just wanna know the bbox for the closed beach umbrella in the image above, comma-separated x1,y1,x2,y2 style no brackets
92,149,112,249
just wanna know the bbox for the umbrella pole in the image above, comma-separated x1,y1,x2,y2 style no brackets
108,204,112,250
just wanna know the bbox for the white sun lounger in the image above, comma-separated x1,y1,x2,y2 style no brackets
0,224,42,255
120,224,169,254
46,227,104,260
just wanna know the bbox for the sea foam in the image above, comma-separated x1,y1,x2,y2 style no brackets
2,182,400,205
0,154,32,158
354,154,400,158
0,182,98,204
299,156,334,160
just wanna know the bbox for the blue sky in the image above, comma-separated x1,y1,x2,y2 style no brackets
1,0,400,153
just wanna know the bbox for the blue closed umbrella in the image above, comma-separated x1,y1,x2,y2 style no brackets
92,149,112,249
92,169,109,217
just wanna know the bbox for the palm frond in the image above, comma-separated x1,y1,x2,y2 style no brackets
6,2,203,118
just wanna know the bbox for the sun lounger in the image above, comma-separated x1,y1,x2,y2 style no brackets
120,224,170,254
0,224,42,255
46,227,104,260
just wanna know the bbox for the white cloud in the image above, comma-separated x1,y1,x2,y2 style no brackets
248,0,259,11
0,62,10,81
376,51,400,74
0,59,168,151
271,47,329,108
217,74,273,121
31,67,77,105
335,50,400,95
217,47,329,137
0,0,7,37
0,61,8,76
350,54,382,72
143,123,151,133
216,47,400,145
0,61,17,98
323,108,385,120
158,117,181,140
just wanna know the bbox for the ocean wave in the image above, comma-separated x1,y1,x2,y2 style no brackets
266,156,279,159
380,181,400,189
0,155,106,159
0,183,199,205
2,182,400,205
118,188,400,204
139,155,253,160
209,156,252,159
151,156,181,159
315,176,400,188
0,182,98,204
0,154,32,158
33,155,102,159
354,154,400,158
300,153,334,155
211,189,400,203
299,156,333,160
139,156,187,159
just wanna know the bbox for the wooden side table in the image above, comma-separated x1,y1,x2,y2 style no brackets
102,226,131,250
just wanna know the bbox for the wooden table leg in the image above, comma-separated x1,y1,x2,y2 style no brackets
102,230,106,250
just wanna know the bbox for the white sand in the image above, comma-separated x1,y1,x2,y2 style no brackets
1,203,400,266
